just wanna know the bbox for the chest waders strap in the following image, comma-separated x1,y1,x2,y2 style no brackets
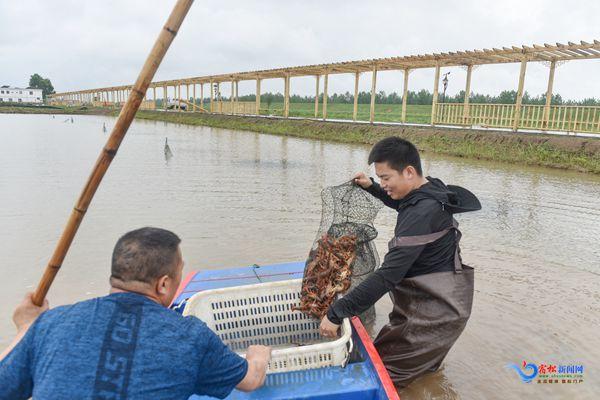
387,218,463,273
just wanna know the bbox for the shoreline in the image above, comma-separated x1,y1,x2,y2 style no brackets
3,106,599,174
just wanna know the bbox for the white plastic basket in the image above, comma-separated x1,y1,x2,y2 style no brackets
182,278,352,374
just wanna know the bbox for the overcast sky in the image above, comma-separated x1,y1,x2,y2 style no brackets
2,0,600,99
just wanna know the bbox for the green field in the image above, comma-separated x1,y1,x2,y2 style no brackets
257,102,432,124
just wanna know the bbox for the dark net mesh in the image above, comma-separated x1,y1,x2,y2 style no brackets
293,181,383,321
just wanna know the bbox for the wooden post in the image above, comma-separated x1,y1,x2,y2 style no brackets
230,81,235,114
370,65,377,124
255,78,261,115
163,86,168,110
513,59,528,131
353,71,359,121
463,65,473,125
200,83,204,110
217,82,221,113
322,72,328,120
431,64,440,125
178,84,182,112
284,73,290,118
209,80,214,112
193,83,197,111
401,69,409,123
542,60,556,130
153,87,157,109
314,75,320,118
31,0,194,306
186,84,190,110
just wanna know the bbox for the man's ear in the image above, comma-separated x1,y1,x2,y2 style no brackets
156,275,170,295
403,165,417,179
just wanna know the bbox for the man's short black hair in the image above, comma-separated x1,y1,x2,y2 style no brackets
111,227,181,284
367,136,423,176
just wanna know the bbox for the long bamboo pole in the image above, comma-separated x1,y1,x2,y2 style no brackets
32,0,194,306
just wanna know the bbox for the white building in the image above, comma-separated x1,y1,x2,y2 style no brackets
0,86,43,104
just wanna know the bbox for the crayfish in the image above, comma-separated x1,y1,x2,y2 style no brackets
292,234,357,319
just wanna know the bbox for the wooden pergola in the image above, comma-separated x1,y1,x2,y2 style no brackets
49,40,600,132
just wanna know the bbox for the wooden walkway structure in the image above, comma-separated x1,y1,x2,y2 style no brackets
49,40,600,134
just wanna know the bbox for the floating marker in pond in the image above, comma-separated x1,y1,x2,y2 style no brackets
164,137,173,159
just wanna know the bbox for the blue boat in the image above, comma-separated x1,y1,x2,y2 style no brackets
171,261,400,400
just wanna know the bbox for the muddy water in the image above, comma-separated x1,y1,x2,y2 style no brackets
1,114,598,399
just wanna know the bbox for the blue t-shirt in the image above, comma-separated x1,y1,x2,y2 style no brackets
0,293,248,399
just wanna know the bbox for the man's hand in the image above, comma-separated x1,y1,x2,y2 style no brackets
13,292,48,333
319,315,340,338
237,345,272,392
353,172,373,189
246,345,272,363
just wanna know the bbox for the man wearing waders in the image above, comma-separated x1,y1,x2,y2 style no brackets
320,136,481,389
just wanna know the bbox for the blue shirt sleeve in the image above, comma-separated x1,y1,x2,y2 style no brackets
192,321,248,399
0,324,35,400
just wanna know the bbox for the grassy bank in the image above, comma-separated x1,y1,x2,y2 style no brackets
131,111,600,174
0,105,113,115
2,105,599,173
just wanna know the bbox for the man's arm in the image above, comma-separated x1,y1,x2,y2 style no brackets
353,172,400,209
320,202,442,336
323,243,424,329
235,345,271,392
0,293,48,362
0,293,48,400
194,325,271,398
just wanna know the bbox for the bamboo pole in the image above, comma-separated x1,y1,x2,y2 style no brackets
401,69,409,123
542,61,556,129
353,72,359,121
513,59,527,131
32,0,194,306
369,65,377,124
431,64,440,124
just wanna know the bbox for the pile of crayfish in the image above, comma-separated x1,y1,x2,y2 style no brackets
292,234,357,319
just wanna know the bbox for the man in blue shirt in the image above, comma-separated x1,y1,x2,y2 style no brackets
0,227,271,399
